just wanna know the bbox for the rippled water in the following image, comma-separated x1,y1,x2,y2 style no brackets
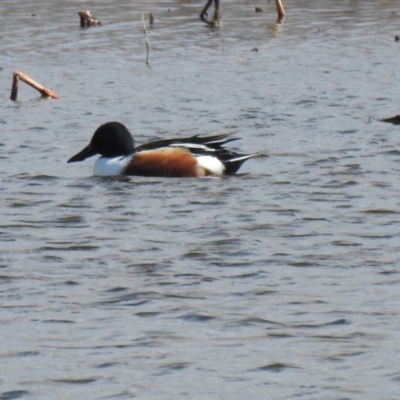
1,0,400,399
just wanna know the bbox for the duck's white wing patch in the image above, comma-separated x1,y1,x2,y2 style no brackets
169,143,215,151
94,156,130,176
196,156,225,176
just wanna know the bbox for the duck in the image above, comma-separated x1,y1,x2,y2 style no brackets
67,122,260,177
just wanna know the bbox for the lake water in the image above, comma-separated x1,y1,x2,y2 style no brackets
1,0,400,399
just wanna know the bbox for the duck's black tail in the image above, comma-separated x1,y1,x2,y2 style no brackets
222,153,261,175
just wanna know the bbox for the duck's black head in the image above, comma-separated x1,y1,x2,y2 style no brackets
68,122,135,163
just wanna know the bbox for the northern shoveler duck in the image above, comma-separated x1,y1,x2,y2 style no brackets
67,122,260,177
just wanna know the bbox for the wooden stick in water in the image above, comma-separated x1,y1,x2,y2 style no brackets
10,71,58,101
275,0,285,23
78,10,101,27
10,73,19,101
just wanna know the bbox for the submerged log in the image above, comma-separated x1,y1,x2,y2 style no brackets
10,71,58,101
78,10,101,27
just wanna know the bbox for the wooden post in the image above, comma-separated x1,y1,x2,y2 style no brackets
275,0,285,23
10,73,19,101
10,71,58,101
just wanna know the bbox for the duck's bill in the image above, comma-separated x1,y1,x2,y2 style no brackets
67,144,97,163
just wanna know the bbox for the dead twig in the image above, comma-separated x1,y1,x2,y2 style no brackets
10,71,58,101
141,14,150,65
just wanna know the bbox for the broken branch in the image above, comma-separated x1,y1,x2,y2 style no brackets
78,10,101,27
10,71,58,101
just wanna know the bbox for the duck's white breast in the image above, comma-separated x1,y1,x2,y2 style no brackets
93,156,131,176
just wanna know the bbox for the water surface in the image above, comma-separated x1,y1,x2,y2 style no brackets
1,1,400,399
